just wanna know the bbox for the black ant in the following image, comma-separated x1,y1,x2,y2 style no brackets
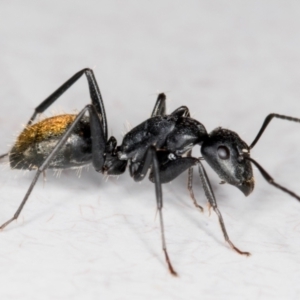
1,69,300,276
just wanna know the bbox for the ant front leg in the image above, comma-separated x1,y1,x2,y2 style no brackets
130,146,178,276
169,105,203,209
164,102,204,210
0,104,106,230
186,152,204,212
196,160,250,256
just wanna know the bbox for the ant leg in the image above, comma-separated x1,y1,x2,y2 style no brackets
147,153,204,212
246,156,300,201
149,147,178,276
197,160,250,256
170,105,203,210
151,151,203,212
27,69,108,140
187,156,203,212
170,106,191,118
0,104,106,230
250,113,300,149
151,93,192,118
0,153,8,160
164,101,203,212
130,146,178,276
151,93,167,117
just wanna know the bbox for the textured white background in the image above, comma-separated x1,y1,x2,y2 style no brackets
0,1,300,299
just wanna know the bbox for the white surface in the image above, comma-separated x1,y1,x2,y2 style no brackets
0,1,300,299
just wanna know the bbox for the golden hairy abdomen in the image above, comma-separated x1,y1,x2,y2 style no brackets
15,114,77,151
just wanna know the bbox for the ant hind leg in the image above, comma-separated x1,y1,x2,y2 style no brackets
0,104,106,230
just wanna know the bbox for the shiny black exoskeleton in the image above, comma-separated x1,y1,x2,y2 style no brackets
1,69,300,276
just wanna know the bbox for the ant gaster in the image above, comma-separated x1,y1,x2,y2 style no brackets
1,69,300,276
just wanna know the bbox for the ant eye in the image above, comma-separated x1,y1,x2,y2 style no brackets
217,146,230,160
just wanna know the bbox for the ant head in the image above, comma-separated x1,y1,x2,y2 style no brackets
201,128,254,196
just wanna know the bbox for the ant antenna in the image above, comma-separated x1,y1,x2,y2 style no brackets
243,155,300,201
250,114,300,149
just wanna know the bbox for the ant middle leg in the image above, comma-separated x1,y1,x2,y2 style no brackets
130,146,178,276
147,154,204,211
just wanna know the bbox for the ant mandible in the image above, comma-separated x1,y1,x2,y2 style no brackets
1,68,300,276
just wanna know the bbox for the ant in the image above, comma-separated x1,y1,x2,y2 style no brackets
1,68,300,276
